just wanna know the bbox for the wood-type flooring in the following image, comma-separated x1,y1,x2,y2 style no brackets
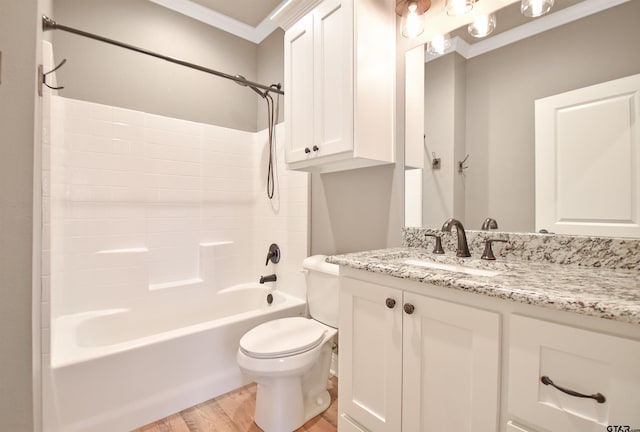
132,376,338,432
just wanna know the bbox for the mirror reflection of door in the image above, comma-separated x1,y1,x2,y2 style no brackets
535,74,640,237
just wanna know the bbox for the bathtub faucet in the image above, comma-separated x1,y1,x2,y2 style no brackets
259,274,277,284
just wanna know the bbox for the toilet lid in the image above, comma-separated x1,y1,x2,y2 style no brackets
240,317,327,359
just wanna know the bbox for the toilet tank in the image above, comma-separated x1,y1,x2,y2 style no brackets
303,255,340,328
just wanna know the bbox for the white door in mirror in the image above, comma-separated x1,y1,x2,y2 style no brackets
535,73,640,237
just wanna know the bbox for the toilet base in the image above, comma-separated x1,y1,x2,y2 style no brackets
303,389,331,423
254,378,330,432
254,376,303,432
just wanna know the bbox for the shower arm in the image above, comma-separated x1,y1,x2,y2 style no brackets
41,15,284,96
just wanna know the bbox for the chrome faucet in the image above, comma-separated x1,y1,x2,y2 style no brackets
441,218,471,257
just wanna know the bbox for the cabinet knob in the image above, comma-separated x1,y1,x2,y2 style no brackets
312,145,319,152
385,298,396,309
403,303,415,314
304,147,311,154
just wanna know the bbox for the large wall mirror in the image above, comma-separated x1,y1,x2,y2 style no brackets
404,0,640,236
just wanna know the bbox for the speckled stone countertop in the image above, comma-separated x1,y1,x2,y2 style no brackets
327,246,640,325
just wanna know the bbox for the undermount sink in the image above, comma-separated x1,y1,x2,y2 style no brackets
400,258,503,277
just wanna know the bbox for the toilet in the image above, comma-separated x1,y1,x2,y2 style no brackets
237,255,339,432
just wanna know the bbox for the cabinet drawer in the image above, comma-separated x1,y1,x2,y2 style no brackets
508,315,640,432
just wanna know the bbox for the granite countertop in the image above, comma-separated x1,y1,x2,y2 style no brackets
327,247,640,325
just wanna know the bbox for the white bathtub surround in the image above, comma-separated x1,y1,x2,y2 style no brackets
48,97,308,317
146,241,235,291
252,123,310,301
43,96,309,432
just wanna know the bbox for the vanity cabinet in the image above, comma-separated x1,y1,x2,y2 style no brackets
281,0,395,172
337,267,640,432
338,276,501,431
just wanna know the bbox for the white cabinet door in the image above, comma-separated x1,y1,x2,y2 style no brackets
312,0,353,159
339,277,402,432
402,292,501,432
284,0,353,166
284,14,314,164
535,73,640,237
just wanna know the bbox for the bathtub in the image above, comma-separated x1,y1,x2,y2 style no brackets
50,284,306,432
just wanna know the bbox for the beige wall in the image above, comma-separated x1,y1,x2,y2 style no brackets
52,0,262,132
0,0,51,429
464,1,640,232
256,28,285,128
310,164,402,255
423,53,467,228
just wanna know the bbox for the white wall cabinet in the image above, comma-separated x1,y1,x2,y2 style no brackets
338,277,500,432
279,0,395,172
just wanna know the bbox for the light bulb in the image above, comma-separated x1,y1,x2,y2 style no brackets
521,0,554,17
401,1,425,38
427,33,451,55
468,14,496,38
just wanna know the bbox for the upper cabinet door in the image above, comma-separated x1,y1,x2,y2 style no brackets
313,0,354,159
284,14,314,164
535,73,640,237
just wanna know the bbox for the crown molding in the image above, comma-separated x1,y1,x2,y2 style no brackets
269,0,324,30
425,0,629,62
149,0,286,44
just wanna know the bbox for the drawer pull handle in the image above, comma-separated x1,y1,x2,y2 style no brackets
540,376,606,404
385,298,396,309
404,303,415,314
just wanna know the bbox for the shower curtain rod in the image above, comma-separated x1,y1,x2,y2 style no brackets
41,15,284,96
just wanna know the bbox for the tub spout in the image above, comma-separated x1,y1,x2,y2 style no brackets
259,274,277,284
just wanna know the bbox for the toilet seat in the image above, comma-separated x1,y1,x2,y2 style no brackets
239,317,327,359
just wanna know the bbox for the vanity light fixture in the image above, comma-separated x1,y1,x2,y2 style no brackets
396,0,431,38
427,33,452,55
521,0,554,17
468,13,496,37
446,0,477,17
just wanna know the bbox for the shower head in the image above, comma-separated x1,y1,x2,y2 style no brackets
235,75,267,98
